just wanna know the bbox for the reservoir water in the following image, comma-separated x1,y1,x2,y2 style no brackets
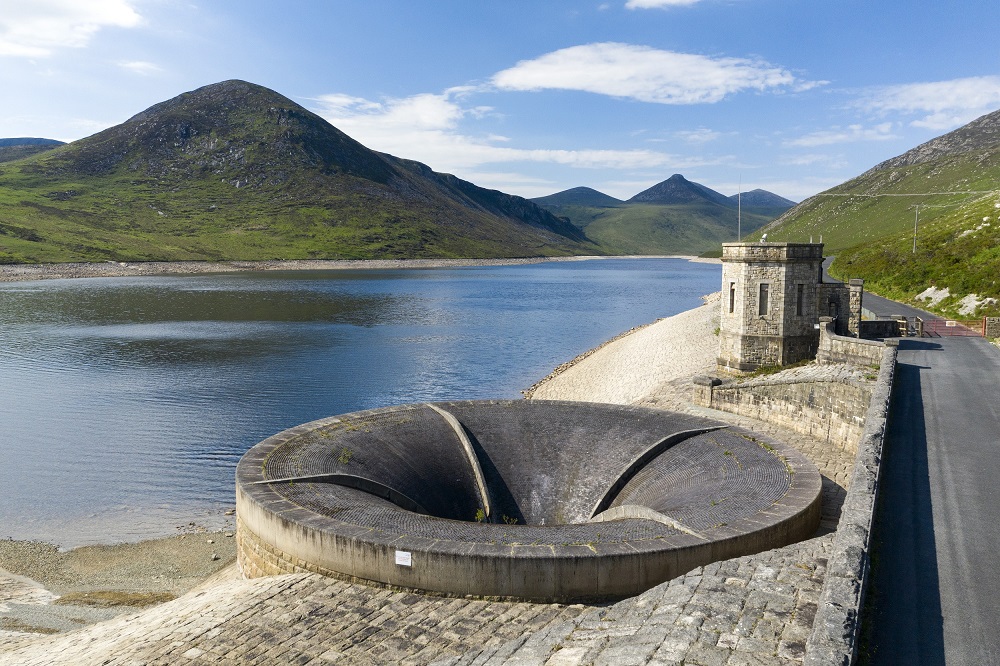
0,258,720,547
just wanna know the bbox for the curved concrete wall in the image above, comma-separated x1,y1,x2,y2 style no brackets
236,401,821,602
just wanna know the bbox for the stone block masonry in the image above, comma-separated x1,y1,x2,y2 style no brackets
693,363,877,456
804,344,897,665
817,317,892,366
986,316,1000,339
717,243,826,372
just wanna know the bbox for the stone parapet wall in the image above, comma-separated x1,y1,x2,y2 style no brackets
805,344,898,665
817,317,890,366
859,319,903,339
721,242,824,263
694,369,872,455
237,515,335,580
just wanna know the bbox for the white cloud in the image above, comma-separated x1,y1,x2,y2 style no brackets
786,123,897,147
491,43,809,104
626,0,702,8
118,60,161,75
864,76,1000,130
312,89,683,175
0,0,142,57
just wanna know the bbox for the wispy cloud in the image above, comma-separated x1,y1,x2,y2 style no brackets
491,43,816,104
779,153,848,169
862,76,1000,130
0,0,142,57
311,89,686,179
625,0,702,8
118,60,161,75
675,128,722,144
786,122,897,147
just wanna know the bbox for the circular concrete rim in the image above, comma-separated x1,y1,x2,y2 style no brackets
236,400,822,602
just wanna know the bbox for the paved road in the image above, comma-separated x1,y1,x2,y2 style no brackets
863,336,1000,665
822,256,940,321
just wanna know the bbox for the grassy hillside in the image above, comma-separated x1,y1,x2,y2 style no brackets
565,202,772,255
756,153,1000,252
761,108,1000,251
0,81,595,264
832,192,1000,317
534,175,785,255
758,108,1000,317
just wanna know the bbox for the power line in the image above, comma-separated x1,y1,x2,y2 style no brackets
813,190,997,197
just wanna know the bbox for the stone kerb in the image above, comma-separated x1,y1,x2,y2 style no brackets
804,343,898,666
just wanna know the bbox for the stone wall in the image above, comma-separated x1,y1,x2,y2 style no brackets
804,344,897,665
693,368,873,455
816,317,889,366
986,317,1000,339
859,319,904,339
817,283,852,336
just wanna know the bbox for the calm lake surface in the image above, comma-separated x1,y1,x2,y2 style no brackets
0,258,720,547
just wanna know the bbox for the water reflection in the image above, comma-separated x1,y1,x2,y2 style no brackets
0,259,721,546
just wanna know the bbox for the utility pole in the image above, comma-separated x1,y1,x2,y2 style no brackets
737,175,742,241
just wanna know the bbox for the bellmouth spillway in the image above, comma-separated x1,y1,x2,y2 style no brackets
235,400,821,602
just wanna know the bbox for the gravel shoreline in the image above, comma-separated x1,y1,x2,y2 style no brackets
0,255,717,282
0,533,237,635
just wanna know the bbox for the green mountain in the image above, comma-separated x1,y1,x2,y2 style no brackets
629,173,732,206
532,174,790,255
0,80,596,264
758,108,1000,317
532,186,624,208
728,189,797,219
0,138,64,164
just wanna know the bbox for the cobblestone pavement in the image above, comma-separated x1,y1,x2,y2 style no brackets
435,535,831,666
0,574,593,665
1,384,855,665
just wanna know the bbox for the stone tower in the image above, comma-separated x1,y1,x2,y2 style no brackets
717,242,825,372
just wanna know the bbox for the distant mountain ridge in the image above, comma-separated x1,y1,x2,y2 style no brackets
533,175,794,212
530,175,794,255
0,80,594,263
0,137,65,163
532,187,624,208
0,138,64,147
628,174,733,207
729,189,796,209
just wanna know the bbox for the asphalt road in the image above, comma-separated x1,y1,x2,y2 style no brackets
863,336,1000,665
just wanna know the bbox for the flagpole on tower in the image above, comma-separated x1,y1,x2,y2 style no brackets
737,174,742,241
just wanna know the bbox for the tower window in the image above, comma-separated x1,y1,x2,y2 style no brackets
758,283,769,316
796,283,805,316
729,282,736,313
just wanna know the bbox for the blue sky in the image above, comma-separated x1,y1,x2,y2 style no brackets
2,1,1000,202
